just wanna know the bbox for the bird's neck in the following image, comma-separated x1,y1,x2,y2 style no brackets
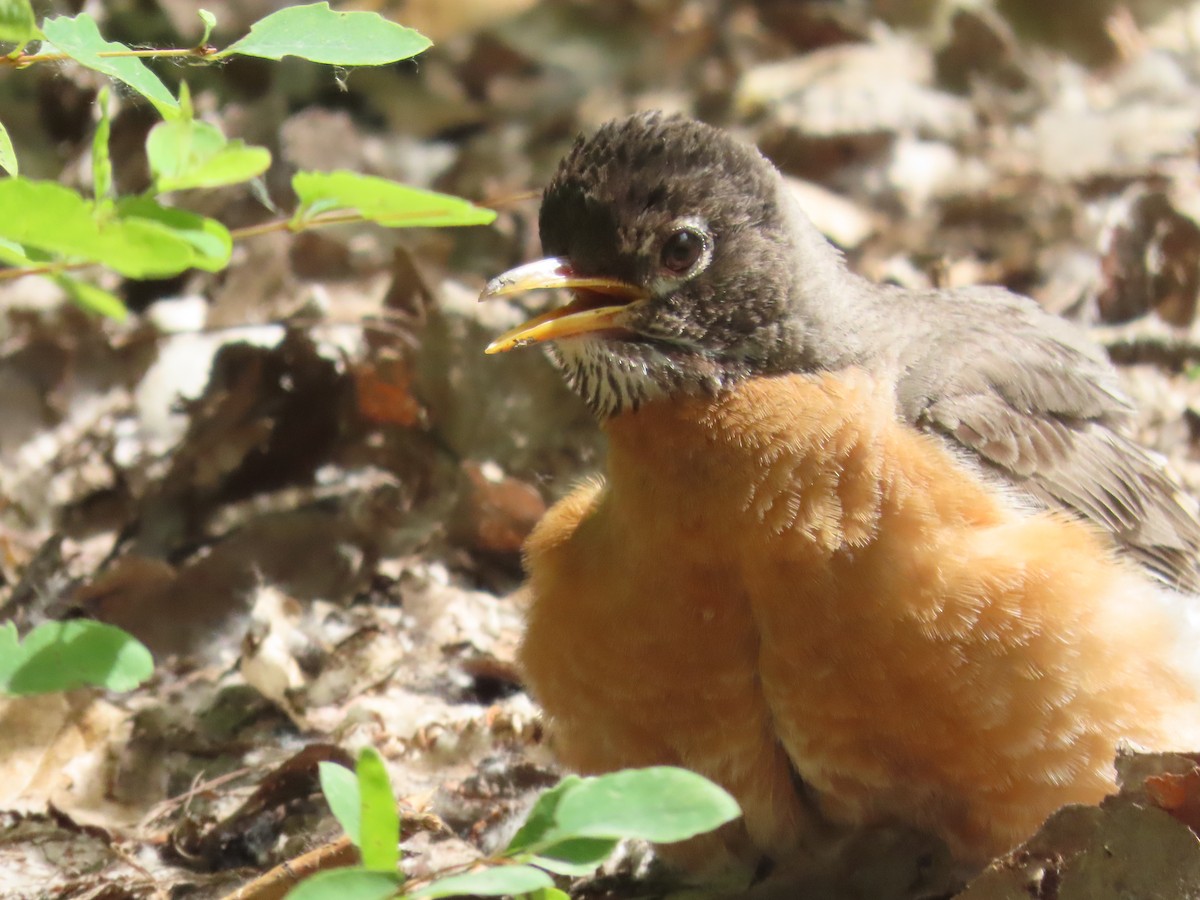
773,188,897,374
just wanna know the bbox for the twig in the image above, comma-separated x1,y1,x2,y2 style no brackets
1,46,216,68
219,836,359,900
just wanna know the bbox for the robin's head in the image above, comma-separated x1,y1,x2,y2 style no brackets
481,113,854,417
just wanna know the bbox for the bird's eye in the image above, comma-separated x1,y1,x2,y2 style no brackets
659,228,706,275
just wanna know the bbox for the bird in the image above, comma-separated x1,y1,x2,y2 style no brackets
478,112,1200,881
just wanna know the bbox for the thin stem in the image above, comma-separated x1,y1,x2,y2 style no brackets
228,211,371,240
227,219,292,240
303,211,376,229
0,259,90,281
479,188,540,209
1,46,214,68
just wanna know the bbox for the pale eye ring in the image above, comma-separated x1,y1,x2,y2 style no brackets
659,226,708,275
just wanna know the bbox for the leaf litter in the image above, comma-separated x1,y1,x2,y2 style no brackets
4,0,1200,897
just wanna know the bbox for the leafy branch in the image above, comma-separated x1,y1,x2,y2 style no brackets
0,1,494,320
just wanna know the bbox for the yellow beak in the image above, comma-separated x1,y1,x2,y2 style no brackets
479,257,647,354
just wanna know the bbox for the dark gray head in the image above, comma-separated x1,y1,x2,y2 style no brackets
481,112,856,417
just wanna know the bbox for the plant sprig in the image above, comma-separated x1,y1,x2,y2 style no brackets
291,752,741,900
0,2,491,320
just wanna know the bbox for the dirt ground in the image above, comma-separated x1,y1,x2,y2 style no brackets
5,1,1200,897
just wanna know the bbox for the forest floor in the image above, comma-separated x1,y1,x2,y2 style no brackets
5,0,1200,897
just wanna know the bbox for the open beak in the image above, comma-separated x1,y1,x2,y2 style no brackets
479,257,647,354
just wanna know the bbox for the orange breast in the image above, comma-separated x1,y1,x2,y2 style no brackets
518,369,1199,866
520,474,810,868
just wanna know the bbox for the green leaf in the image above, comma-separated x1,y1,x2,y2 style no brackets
529,838,618,876
197,9,216,45
0,622,19,685
146,117,271,192
356,748,399,873
92,87,112,200
0,178,200,278
0,0,38,49
102,219,200,276
292,171,495,229
0,181,230,278
284,868,400,900
505,777,582,855
0,237,33,267
553,767,740,843
177,80,195,121
0,119,17,177
505,775,617,874
0,620,153,695
412,865,554,899
507,768,739,867
41,14,178,117
55,275,127,320
115,197,232,272
217,3,430,66
319,761,361,845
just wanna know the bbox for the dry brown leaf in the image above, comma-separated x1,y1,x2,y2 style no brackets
0,692,134,827
353,356,424,428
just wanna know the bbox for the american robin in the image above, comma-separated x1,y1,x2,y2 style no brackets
479,113,1200,877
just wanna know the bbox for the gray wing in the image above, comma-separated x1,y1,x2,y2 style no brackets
893,286,1200,593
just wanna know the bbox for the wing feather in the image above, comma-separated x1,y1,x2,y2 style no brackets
894,287,1200,593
